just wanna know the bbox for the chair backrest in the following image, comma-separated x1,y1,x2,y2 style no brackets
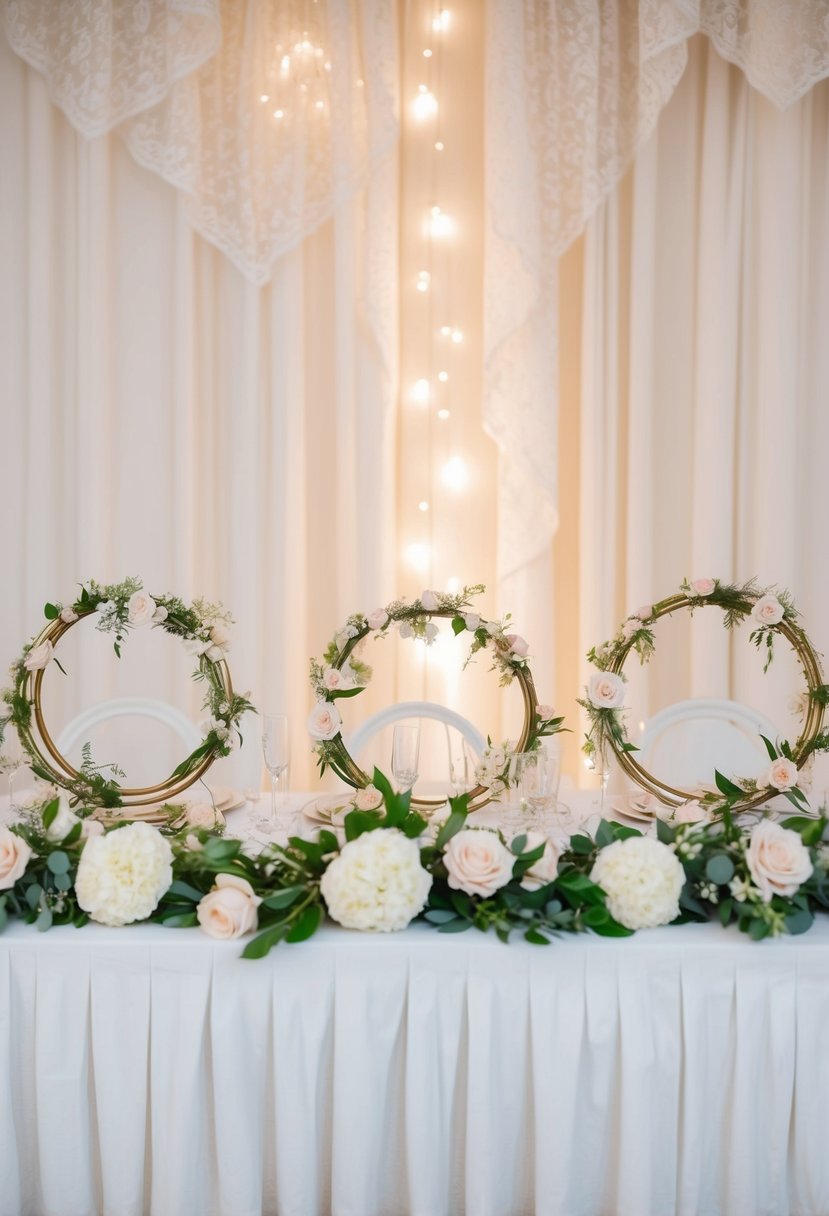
57,696,202,755
347,700,487,760
639,697,778,789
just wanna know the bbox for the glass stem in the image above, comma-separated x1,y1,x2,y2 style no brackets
270,772,278,825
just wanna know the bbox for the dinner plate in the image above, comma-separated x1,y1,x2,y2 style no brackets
300,794,359,826
610,793,660,822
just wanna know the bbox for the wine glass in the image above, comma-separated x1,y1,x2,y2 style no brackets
0,730,25,821
519,747,561,828
256,715,290,836
446,728,474,798
392,723,420,792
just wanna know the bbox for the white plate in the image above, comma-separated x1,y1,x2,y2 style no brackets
300,794,359,826
610,793,660,822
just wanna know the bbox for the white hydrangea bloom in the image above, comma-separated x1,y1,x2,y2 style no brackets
590,836,684,930
320,829,432,932
75,823,174,927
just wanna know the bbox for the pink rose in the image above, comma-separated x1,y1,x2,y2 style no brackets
23,641,53,672
197,874,262,939
209,622,232,650
421,590,440,611
308,701,342,741
518,832,560,891
127,591,156,627
0,828,31,889
81,819,105,840
506,633,529,658
746,820,813,902
690,578,716,597
366,609,389,631
752,595,785,627
587,671,625,710
443,829,515,897
354,785,384,811
635,605,653,621
673,799,708,824
536,704,555,720
323,666,354,691
152,604,168,623
186,802,221,829
60,606,79,624
621,619,640,642
764,757,798,792
463,612,481,631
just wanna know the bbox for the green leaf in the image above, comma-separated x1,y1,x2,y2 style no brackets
166,879,204,903
63,822,83,846
436,917,472,933
524,928,551,945
36,907,53,932
785,906,813,936
42,798,60,831
705,854,735,886
158,911,199,928
748,917,770,941
718,897,733,927
242,923,286,959
424,908,459,924
285,903,323,943
261,885,307,911
0,904,7,933
781,815,825,848
54,873,72,893
44,602,59,620
317,829,340,854
434,802,468,850
568,834,594,856
202,837,241,864
511,833,528,855
595,820,615,849
582,904,610,929
25,883,42,910
327,686,365,700
451,616,466,635
401,812,428,839
46,850,71,875
589,916,633,937
344,809,383,841
759,734,779,762
714,770,743,798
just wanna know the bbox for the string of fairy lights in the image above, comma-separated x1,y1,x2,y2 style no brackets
403,4,467,597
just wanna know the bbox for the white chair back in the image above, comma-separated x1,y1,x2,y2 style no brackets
347,701,486,789
57,696,202,755
638,697,778,790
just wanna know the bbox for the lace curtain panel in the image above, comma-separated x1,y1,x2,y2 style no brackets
1,0,398,284
484,0,829,584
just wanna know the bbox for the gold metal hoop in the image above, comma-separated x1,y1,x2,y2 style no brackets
323,608,541,814
607,593,826,811
20,612,234,807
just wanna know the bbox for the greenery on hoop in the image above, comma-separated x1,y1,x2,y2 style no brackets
579,577,829,814
0,577,254,807
307,584,564,786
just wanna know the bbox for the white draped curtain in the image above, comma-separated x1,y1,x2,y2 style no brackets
2,0,829,787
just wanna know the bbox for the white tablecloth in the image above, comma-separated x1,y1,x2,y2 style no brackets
3,789,829,1216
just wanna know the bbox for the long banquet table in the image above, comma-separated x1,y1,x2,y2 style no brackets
3,794,829,1216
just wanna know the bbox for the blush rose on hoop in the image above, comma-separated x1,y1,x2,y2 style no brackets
0,577,254,808
580,577,829,816
308,584,565,812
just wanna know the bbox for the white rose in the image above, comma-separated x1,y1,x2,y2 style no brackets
308,700,342,741
46,797,81,842
399,622,414,639
152,604,168,623
635,605,653,621
75,823,173,927
421,590,440,611
518,832,560,891
320,829,432,931
335,626,359,649
463,613,481,631
366,609,389,631
96,600,115,614
506,633,529,658
323,665,354,691
764,757,799,792
443,829,515,898
587,671,626,710
752,595,785,627
127,591,156,627
485,621,501,636
354,785,384,811
186,802,221,829
185,638,212,657
60,606,79,624
690,578,716,597
536,704,556,720
81,818,105,840
0,828,31,889
621,619,640,642
672,799,708,824
591,836,685,930
23,641,53,672
197,874,262,939
209,621,231,650
746,820,813,902
424,622,439,644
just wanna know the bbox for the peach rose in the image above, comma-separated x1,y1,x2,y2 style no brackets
197,874,262,939
463,612,481,631
444,829,515,897
127,591,156,626
60,606,79,623
81,819,105,840
23,641,53,672
0,828,31,889
506,633,529,658
518,833,560,891
690,578,716,597
152,604,168,623
186,802,221,829
764,757,798,792
323,665,354,691
746,820,813,902
587,671,625,710
354,785,384,811
209,621,232,650
536,704,556,720
366,609,389,630
752,595,784,627
308,700,342,741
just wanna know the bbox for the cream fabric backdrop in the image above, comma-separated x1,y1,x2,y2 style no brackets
555,36,829,785
0,30,399,789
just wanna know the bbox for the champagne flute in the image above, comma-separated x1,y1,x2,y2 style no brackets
392,723,420,792
257,715,290,836
0,730,24,821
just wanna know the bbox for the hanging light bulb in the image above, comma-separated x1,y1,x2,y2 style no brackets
432,9,451,31
441,456,468,490
411,378,431,403
413,88,438,120
418,500,430,512
274,109,285,120
429,206,453,237
438,370,449,382
437,408,450,420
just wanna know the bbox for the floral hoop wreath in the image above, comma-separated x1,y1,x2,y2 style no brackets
308,584,564,812
581,578,829,815
1,578,254,808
